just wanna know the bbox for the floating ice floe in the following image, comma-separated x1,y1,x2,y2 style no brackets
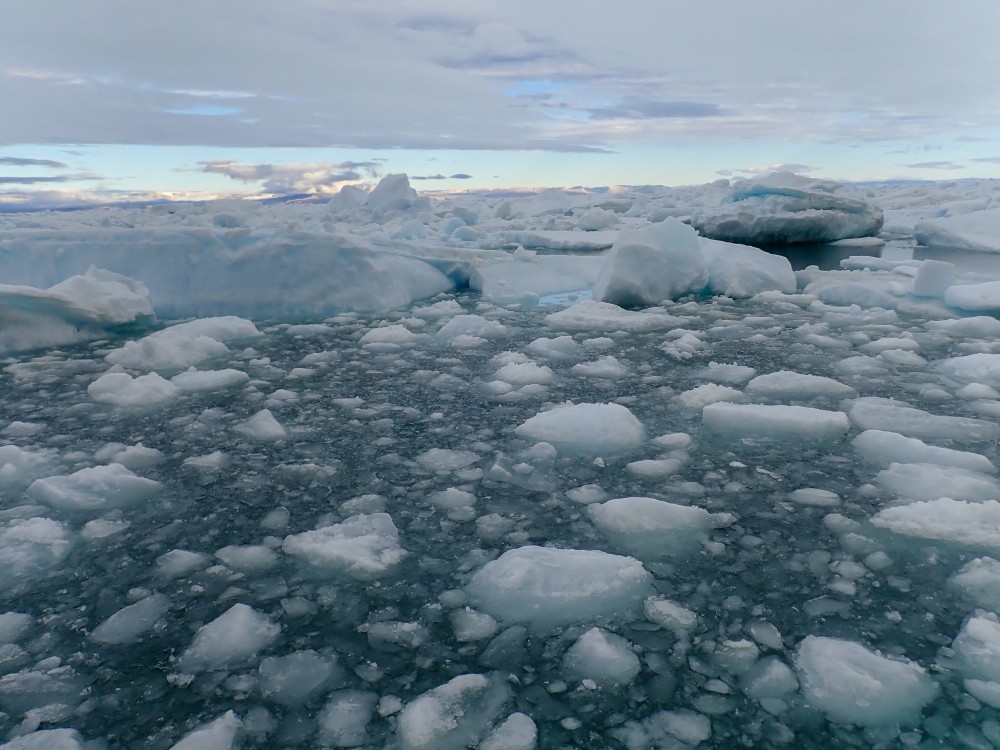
465,545,652,633
562,627,641,686
176,604,280,673
795,635,936,726
588,496,734,559
691,172,884,245
852,429,996,473
702,402,849,442
105,316,260,373
395,673,511,750
514,402,644,456
27,464,161,513
282,513,407,580
872,498,1000,549
915,207,1000,253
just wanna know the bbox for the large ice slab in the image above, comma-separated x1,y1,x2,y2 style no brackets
0,517,72,593
282,512,407,580
852,430,995,474
873,498,1000,550
699,238,796,298
395,673,511,750
691,172,884,245
944,282,1000,313
0,267,155,355
543,300,685,332
176,603,280,672
465,545,652,633
914,207,1000,253
514,402,645,456
0,227,453,318
588,496,734,559
26,464,161,514
702,402,849,441
845,398,1000,442
592,219,707,306
795,636,936,726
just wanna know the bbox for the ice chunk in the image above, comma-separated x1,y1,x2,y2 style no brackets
950,558,1000,610
852,430,995,473
926,315,1000,338
282,513,407,581
677,383,743,408
912,259,955,297
703,402,849,442
176,603,280,672
0,613,32,644
234,409,287,441
692,172,883,245
571,355,628,379
106,316,259,372
171,368,250,393
610,709,712,749
745,371,855,399
951,612,1000,683
846,398,1000,442
945,281,1000,313
156,549,209,579
789,488,840,507
563,627,640,686
875,462,1000,503
0,517,72,591
396,673,511,750
696,361,757,384
593,218,707,306
543,300,684,332
699,238,796,298
795,635,936,726
0,728,88,750
90,593,169,644
741,656,798,700
88,371,181,407
514,402,644,456
259,650,341,706
494,361,553,386
215,544,279,573
915,207,1000,253
471,254,604,306
365,173,425,213
465,545,652,633
937,353,1000,387
588,496,733,559
565,484,608,505
317,690,378,747
434,315,506,343
27,463,161,513
873,498,1000,549
479,712,537,750
169,711,241,750
415,449,480,472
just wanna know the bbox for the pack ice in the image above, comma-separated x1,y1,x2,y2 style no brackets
1,174,1000,747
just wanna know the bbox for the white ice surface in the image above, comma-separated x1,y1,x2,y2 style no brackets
176,604,280,672
282,512,407,580
514,402,644,456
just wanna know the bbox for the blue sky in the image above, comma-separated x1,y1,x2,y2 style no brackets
2,0,999,208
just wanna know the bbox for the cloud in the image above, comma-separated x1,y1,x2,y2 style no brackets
971,156,1000,164
588,98,722,121
902,161,966,170
197,160,379,195
410,173,474,181
0,172,99,185
0,156,68,168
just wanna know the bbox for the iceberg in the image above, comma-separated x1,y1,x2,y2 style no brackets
691,172,884,245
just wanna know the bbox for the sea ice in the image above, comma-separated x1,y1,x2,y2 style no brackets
395,673,511,750
465,545,652,633
874,462,1000,503
592,218,707,306
26,464,161,513
562,627,641,686
88,371,181,407
105,316,259,372
699,237,796,298
702,402,849,441
90,593,169,644
514,402,644,456
872,498,1000,549
852,430,996,473
588,496,733,559
282,512,407,580
691,172,884,245
176,604,280,672
317,690,378,747
795,635,936,726
259,650,342,706
234,409,287,441
543,300,684,332
744,370,855,399
169,711,241,750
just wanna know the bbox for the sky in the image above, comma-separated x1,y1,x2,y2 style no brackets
2,0,1000,208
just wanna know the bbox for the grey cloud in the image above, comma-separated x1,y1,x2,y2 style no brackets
197,161,376,195
903,161,965,170
0,172,98,184
971,156,1000,164
588,98,722,121
0,156,68,168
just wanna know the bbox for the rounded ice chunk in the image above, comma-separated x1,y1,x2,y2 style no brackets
562,627,641,686
950,557,1000,609
27,463,161,514
588,496,733,559
795,635,937,726
89,371,181,407
465,545,652,633
951,612,1000,683
176,603,280,672
395,673,511,750
479,712,537,750
0,517,72,592
317,689,378,747
514,402,644,456
873,498,1000,550
170,368,250,393
282,512,407,581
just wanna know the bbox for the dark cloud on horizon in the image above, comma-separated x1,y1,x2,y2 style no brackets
903,161,966,170
0,172,98,185
410,173,474,181
588,98,723,121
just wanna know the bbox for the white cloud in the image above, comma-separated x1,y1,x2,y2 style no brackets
197,161,380,195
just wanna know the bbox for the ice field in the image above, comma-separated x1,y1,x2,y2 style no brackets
2,173,1000,748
